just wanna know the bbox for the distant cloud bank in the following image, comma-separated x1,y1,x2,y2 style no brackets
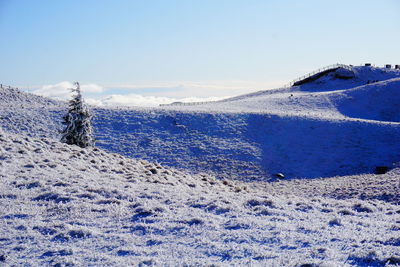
33,81,104,100
85,94,226,107
29,80,284,107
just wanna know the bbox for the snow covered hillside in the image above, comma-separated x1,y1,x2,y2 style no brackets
1,65,400,181
1,64,399,265
162,66,400,121
1,130,400,266
95,65,400,180
0,86,63,139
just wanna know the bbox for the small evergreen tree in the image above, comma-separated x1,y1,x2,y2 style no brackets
61,82,95,148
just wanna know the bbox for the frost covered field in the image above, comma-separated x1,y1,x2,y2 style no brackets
1,65,400,266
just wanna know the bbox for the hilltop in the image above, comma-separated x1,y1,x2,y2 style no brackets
162,65,400,122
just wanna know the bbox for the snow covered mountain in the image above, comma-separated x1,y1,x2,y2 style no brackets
1,65,400,181
1,64,400,265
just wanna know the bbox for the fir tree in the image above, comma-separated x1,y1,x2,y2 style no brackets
60,82,95,148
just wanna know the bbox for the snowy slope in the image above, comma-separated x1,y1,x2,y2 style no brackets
1,65,400,181
1,64,400,265
328,78,400,122
161,66,400,122
92,109,400,180
1,130,400,266
0,86,63,139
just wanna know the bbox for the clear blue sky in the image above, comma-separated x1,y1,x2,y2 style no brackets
0,0,399,98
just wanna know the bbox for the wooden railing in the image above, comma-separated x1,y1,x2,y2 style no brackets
159,101,215,107
283,63,353,88
0,84,20,90
160,64,355,106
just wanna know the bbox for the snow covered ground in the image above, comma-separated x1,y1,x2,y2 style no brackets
1,65,400,265
1,130,399,266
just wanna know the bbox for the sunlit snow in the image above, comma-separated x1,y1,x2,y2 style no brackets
1,65,399,266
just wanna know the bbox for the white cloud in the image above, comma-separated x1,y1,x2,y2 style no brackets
101,80,286,98
81,83,104,93
32,81,104,100
33,81,73,100
88,94,227,107
28,80,286,107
